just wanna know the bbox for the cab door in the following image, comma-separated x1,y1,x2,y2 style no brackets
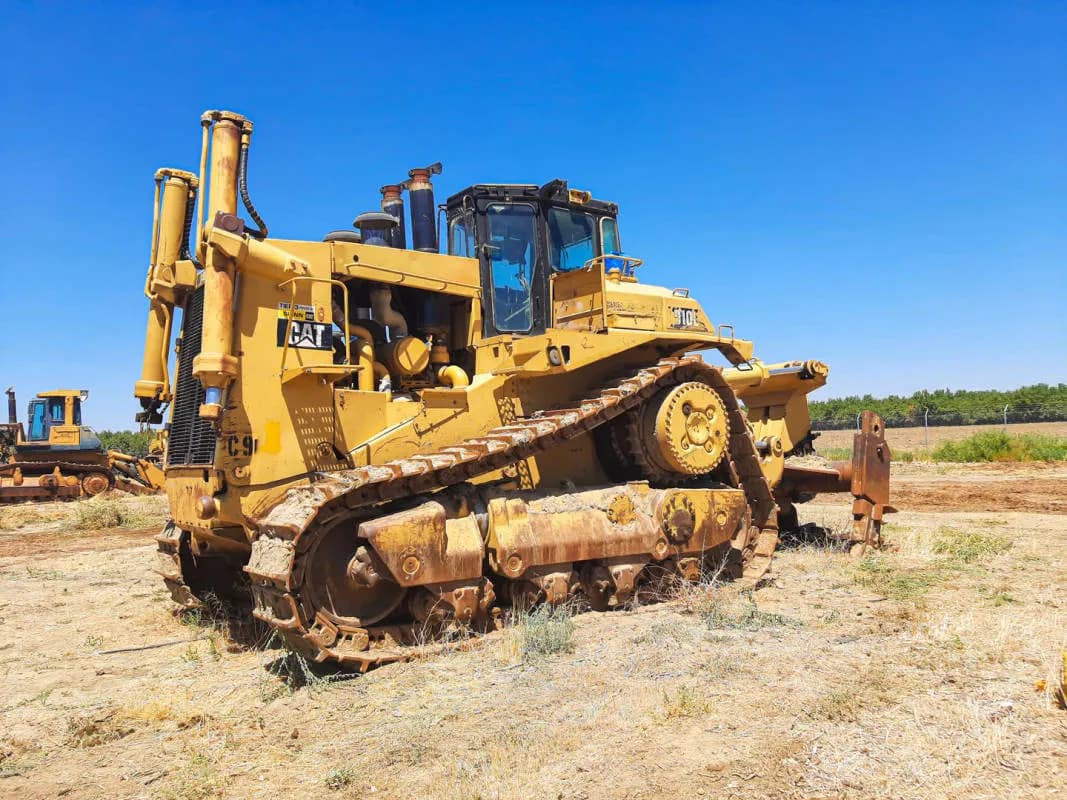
27,400,47,441
474,200,549,338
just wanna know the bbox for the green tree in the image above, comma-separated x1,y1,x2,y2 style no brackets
97,429,153,457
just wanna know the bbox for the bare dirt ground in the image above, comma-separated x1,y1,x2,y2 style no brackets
1,470,1065,800
814,421,1067,453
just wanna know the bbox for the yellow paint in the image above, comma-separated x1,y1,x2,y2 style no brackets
263,421,282,454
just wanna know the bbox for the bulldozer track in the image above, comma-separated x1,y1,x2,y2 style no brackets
166,356,780,667
0,460,113,475
0,460,115,502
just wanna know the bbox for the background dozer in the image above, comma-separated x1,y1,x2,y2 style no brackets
135,109,892,670
1,387,164,502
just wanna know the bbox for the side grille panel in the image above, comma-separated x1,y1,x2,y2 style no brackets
167,286,217,467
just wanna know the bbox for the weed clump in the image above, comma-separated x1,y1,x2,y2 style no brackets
159,752,229,800
701,591,802,632
324,767,356,791
853,555,942,603
258,632,358,701
932,431,1067,462
662,684,710,719
932,527,1012,564
514,603,576,659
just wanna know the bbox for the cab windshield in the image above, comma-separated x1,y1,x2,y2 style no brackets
547,208,596,271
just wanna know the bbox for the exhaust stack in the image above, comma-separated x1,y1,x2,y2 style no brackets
379,184,406,248
6,387,15,425
404,162,442,253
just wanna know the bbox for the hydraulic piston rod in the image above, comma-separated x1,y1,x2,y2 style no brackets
192,110,247,419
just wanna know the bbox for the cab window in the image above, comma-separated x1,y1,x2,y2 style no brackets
547,208,595,271
487,203,536,332
448,215,474,257
28,402,46,440
48,399,65,424
601,217,621,255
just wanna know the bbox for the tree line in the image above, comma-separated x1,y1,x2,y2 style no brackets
809,383,1067,429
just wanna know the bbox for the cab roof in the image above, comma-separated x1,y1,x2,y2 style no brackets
36,390,87,399
445,180,619,217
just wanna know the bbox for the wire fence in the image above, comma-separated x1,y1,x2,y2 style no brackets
810,402,1067,433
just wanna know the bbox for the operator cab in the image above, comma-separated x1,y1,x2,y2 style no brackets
19,390,100,451
25,391,83,442
445,181,622,337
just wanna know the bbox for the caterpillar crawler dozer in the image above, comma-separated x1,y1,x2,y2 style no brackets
0,388,164,502
135,109,891,670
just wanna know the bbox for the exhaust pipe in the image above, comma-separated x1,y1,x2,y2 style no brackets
404,162,442,253
379,184,406,249
6,387,15,425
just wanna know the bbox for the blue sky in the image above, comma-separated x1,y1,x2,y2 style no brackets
1,1,1064,430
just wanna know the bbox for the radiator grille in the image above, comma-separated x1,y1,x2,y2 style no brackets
167,286,217,467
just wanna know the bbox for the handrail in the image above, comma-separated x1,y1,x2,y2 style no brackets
276,276,350,377
337,260,482,293
581,253,644,278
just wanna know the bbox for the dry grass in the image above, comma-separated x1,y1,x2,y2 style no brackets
74,495,160,529
0,470,1064,799
0,504,66,531
158,752,229,800
67,698,210,749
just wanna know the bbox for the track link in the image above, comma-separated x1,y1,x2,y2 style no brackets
243,355,781,668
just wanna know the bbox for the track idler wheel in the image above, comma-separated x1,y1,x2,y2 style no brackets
81,472,112,497
306,525,406,627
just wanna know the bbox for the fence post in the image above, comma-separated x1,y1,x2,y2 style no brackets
924,408,930,449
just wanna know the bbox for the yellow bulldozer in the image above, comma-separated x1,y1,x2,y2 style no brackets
0,388,165,502
135,109,891,669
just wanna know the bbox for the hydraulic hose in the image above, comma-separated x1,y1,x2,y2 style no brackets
179,185,202,269
239,142,268,239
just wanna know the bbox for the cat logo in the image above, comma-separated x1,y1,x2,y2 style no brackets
276,303,332,350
